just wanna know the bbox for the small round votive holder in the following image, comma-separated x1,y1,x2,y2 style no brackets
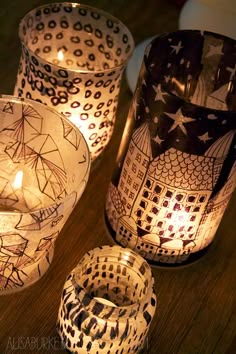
57,245,157,353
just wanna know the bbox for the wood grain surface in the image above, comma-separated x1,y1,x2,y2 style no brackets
0,1,235,353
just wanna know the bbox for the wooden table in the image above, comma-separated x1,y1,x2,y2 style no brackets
0,1,235,353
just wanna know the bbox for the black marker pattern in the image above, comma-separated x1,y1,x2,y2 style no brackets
57,245,156,353
105,30,236,265
0,95,90,293
14,3,134,161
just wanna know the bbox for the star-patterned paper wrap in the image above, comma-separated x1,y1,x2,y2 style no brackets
0,95,90,293
105,30,236,266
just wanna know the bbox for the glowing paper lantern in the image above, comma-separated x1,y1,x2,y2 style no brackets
57,245,157,353
105,30,236,265
14,2,134,161
0,95,90,294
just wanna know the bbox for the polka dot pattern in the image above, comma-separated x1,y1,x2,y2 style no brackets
14,3,134,161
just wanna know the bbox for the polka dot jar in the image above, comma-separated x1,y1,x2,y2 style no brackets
57,245,157,353
14,3,134,161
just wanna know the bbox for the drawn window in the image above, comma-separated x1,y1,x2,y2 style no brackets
129,144,134,154
129,191,135,199
193,206,200,212
142,190,149,198
127,203,132,209
135,153,141,163
133,182,139,191
146,215,153,223
145,179,152,189
131,163,137,173
137,220,143,227
137,170,144,179
127,175,132,185
190,215,196,221
179,226,184,232
165,190,173,198
154,184,162,194
188,195,196,203
122,197,127,205
146,225,151,231
173,203,181,211
152,195,159,203
136,209,143,217
151,206,159,215
163,200,169,207
126,157,131,166
142,159,149,168
166,212,172,219
123,168,127,178
176,194,184,201
124,187,129,195
157,221,163,227
140,200,147,209
199,195,206,203
120,180,124,190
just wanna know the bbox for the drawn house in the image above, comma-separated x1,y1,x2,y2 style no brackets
117,123,152,212
108,120,235,262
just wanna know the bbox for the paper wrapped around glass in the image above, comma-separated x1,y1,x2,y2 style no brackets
0,95,90,294
14,2,134,162
105,30,236,265
57,245,157,353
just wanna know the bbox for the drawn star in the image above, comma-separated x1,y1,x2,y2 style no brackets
206,44,223,57
164,75,170,83
226,64,236,80
152,135,164,145
152,84,166,103
165,108,196,135
170,41,183,54
198,132,212,142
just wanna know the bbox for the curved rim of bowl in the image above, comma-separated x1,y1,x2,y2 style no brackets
18,2,135,74
144,29,236,115
71,245,155,317
0,94,91,215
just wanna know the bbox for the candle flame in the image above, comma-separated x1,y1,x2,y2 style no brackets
12,170,23,190
57,50,64,61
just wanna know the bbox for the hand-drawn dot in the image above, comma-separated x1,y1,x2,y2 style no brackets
73,21,82,31
36,22,44,31
81,113,88,120
56,32,64,39
95,29,102,38
71,101,80,108
74,49,83,57
58,69,68,78
48,20,56,28
67,86,80,94
44,33,52,40
94,91,101,99
71,36,80,43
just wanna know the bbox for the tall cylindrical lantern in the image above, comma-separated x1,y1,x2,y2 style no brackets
14,2,134,162
105,30,236,265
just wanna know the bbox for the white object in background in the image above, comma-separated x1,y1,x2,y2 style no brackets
126,37,155,93
179,0,236,40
